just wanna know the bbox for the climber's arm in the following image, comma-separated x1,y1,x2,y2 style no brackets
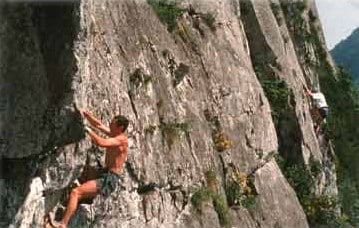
86,128,120,148
95,124,111,136
306,89,313,97
82,110,111,136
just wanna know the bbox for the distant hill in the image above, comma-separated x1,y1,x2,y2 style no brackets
331,27,359,82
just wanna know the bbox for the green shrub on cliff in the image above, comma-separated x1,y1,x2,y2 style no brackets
274,154,347,226
201,11,216,31
319,66,359,227
191,170,231,228
261,78,292,124
147,0,185,32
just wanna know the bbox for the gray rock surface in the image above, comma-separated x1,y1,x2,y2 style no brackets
0,0,337,227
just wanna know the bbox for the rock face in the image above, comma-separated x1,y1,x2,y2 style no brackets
0,0,336,227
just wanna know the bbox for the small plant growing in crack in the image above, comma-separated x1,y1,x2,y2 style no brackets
144,125,157,135
212,129,232,152
128,68,152,96
309,158,323,179
159,122,190,147
201,11,217,31
213,194,230,227
260,78,293,126
191,187,214,210
176,21,200,53
149,1,203,54
204,110,232,152
225,171,257,209
271,3,282,26
205,169,217,184
173,63,190,87
147,0,186,32
191,169,231,227
205,169,219,193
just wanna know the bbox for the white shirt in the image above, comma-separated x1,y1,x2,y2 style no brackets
311,92,328,109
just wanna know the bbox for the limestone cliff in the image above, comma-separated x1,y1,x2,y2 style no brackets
0,0,340,227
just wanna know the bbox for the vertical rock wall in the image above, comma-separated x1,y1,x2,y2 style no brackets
0,0,337,227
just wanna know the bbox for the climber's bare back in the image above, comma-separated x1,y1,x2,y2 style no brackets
105,135,128,174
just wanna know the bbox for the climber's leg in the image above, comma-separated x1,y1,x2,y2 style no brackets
315,120,321,135
316,107,329,135
310,108,321,133
50,180,98,227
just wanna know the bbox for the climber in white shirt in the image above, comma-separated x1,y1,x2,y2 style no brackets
306,87,329,135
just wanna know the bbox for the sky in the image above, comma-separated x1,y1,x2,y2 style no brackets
315,0,359,49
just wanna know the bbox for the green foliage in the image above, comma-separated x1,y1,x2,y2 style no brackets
261,79,292,125
281,1,359,226
201,11,216,31
281,1,306,34
173,63,190,87
271,3,282,25
275,153,350,226
159,122,189,132
147,0,186,32
331,28,359,82
225,183,241,206
205,169,217,186
319,67,359,152
191,187,230,227
283,163,313,200
225,171,257,209
213,194,230,227
159,122,190,147
191,169,231,227
225,182,257,209
303,195,345,227
298,0,308,12
212,129,232,152
242,194,257,210
274,152,285,169
307,20,359,227
148,1,204,52
191,187,214,209
338,169,359,225
309,159,323,178
281,1,316,62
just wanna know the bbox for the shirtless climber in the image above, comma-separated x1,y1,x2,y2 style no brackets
49,110,129,228
306,87,329,135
